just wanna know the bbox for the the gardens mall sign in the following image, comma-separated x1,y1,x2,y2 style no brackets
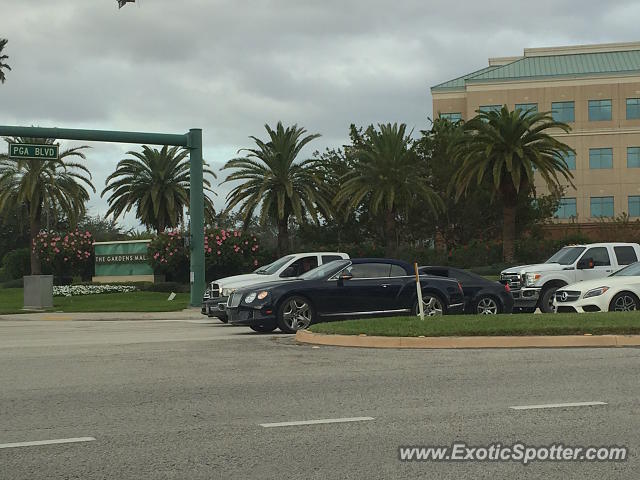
95,254,149,265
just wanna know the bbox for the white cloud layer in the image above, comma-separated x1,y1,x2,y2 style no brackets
1,0,639,227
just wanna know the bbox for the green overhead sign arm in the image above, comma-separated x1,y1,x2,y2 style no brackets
0,125,206,307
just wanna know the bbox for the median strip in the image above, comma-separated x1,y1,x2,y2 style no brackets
510,401,607,410
260,417,374,428
0,437,96,449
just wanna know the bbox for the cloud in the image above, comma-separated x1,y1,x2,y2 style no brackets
1,0,639,228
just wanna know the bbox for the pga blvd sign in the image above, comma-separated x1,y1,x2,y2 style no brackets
8,143,59,160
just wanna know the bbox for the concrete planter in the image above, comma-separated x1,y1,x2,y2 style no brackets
23,275,53,309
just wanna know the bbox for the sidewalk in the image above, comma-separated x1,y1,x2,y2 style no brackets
0,308,205,322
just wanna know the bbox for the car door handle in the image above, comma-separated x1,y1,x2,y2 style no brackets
381,284,390,288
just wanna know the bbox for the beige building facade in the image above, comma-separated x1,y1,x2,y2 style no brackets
431,42,640,223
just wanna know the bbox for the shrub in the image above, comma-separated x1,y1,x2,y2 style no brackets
32,230,93,277
2,248,31,279
1,278,23,289
148,228,265,282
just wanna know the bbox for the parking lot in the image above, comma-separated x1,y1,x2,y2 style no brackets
1,318,639,479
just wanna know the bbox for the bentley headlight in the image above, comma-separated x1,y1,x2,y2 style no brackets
525,272,541,287
584,286,609,299
244,292,257,303
221,287,236,297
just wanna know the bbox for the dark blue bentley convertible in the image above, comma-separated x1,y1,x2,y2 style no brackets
226,258,465,333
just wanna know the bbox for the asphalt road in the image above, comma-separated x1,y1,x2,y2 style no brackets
0,318,638,479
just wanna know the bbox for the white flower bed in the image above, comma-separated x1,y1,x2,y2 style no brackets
53,285,138,297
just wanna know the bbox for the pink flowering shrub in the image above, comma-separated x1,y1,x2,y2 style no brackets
32,229,93,276
148,228,265,282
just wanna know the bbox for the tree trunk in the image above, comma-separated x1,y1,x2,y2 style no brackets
502,201,517,263
384,210,397,257
29,215,42,275
277,217,289,257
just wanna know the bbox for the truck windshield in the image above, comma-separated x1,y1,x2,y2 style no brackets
546,246,586,265
612,262,640,276
255,256,294,275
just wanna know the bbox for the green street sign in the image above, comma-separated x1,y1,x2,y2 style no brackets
8,143,59,160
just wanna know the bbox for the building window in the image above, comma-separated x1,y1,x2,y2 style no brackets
588,99,612,121
629,196,640,217
589,148,613,169
515,103,538,114
478,105,501,114
551,101,575,122
555,198,577,219
562,151,576,170
627,98,640,120
627,147,640,168
439,112,462,122
590,196,614,218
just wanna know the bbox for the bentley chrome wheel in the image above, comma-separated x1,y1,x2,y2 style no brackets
281,297,313,331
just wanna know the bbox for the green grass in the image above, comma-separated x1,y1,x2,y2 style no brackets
309,313,640,337
0,288,190,314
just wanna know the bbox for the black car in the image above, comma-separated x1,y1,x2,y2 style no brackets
419,266,514,314
226,258,465,333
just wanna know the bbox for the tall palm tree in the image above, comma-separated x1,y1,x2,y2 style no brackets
222,122,326,256
102,145,217,232
450,105,574,262
0,137,94,274
0,38,10,84
334,123,443,257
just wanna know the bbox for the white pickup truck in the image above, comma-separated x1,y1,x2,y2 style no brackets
201,252,349,321
500,242,640,313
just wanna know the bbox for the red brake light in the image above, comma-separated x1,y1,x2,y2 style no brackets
458,282,463,292
504,283,511,293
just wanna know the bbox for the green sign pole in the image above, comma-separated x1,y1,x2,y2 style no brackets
188,128,205,307
0,124,206,307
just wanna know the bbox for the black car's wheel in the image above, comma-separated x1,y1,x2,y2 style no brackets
539,286,561,313
474,295,501,315
414,294,446,316
277,296,315,333
250,324,277,333
609,292,639,312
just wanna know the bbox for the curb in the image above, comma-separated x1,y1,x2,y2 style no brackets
295,330,640,349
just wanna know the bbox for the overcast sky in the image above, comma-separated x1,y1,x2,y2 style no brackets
1,0,640,229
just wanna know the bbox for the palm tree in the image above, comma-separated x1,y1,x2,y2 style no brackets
334,123,443,257
450,105,574,262
102,145,217,232
222,122,326,256
0,137,94,274
0,38,10,84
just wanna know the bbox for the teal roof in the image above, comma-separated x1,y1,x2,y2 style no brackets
432,49,640,91
431,65,500,91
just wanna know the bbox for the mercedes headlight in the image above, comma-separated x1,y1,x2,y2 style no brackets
203,289,210,299
524,272,541,287
584,286,609,299
221,287,236,297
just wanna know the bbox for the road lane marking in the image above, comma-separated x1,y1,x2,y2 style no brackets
260,417,374,428
510,401,607,410
0,437,96,449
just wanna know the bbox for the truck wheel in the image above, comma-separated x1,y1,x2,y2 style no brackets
539,287,560,313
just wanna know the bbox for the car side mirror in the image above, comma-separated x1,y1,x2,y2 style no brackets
577,257,594,270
